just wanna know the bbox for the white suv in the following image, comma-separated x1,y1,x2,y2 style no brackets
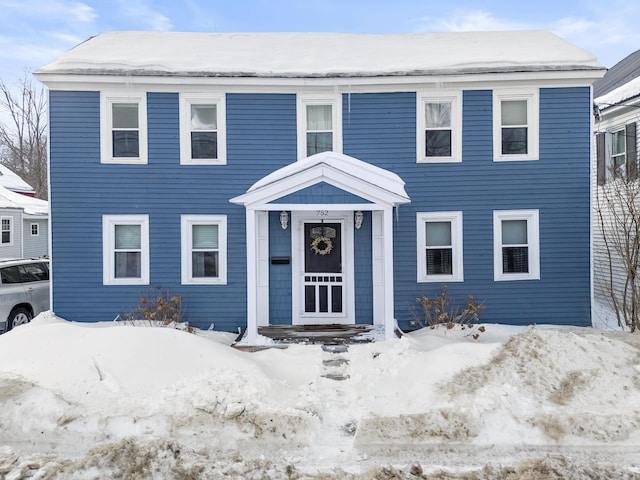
0,258,49,333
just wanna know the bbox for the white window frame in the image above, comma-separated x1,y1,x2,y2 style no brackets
181,215,227,285
296,94,342,160
179,93,227,165
1,217,12,246
417,211,464,282
493,209,540,281
100,92,148,164
417,90,462,163
493,89,539,162
102,214,149,285
30,223,39,237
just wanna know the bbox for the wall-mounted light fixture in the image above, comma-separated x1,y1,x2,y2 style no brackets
280,211,289,230
354,210,364,230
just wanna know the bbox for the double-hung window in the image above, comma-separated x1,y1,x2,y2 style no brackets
493,89,539,161
297,95,342,159
417,212,463,282
1,217,12,245
417,91,462,163
180,93,227,165
493,210,540,281
181,215,227,284
31,223,39,236
100,92,147,164
596,123,637,184
103,215,149,285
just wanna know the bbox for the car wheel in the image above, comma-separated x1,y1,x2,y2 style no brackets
8,307,32,330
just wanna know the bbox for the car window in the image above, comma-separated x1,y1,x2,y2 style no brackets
1,266,22,284
19,263,49,282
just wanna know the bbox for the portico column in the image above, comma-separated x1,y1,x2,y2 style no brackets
383,206,395,339
245,207,258,344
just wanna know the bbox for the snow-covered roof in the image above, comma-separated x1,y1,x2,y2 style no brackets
0,165,35,195
231,152,410,208
36,30,603,79
595,75,640,110
0,186,48,217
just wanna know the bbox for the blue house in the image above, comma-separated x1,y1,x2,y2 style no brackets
36,31,604,342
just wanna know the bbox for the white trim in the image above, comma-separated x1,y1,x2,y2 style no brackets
296,94,342,160
100,92,147,164
30,223,39,237
493,88,539,162
493,209,540,281
179,93,227,165
0,216,13,246
417,211,464,282
417,90,462,163
102,214,149,285
180,215,227,285
291,211,354,324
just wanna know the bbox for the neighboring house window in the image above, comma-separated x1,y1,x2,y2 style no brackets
102,215,149,285
179,93,227,165
417,91,462,163
31,223,39,236
596,123,637,184
100,92,147,164
181,215,227,284
493,89,539,161
297,95,342,159
417,211,463,282
1,217,12,245
493,210,540,281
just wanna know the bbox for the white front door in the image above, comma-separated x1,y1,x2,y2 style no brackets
292,211,354,324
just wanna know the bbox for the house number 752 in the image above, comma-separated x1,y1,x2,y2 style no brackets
316,210,328,216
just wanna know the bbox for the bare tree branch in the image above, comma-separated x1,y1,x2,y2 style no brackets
0,72,48,199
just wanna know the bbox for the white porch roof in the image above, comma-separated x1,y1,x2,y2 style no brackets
230,152,410,208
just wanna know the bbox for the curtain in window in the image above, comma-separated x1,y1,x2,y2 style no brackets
307,105,332,130
425,221,453,275
502,220,528,273
501,100,527,155
425,102,451,128
114,224,141,278
192,224,219,278
112,103,139,158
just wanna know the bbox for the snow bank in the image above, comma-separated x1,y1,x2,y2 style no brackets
1,314,640,478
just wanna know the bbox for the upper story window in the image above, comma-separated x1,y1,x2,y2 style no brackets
596,122,637,184
417,91,462,163
297,94,342,160
417,211,464,282
102,215,149,285
100,92,147,164
181,215,227,284
180,93,227,165
1,217,12,245
493,89,539,162
493,209,540,281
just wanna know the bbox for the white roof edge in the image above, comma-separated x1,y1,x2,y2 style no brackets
595,76,640,110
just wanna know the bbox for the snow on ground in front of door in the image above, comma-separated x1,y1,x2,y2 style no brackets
1,312,640,478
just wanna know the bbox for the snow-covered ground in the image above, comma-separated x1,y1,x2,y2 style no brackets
1,313,640,479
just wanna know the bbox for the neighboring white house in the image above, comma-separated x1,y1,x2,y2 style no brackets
593,50,640,327
0,169,48,259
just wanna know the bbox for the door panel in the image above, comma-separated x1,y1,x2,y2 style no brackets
303,222,344,317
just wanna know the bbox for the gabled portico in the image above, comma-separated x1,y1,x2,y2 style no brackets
231,152,410,345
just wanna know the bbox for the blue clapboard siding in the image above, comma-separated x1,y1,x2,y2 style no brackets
274,182,373,204
343,88,591,328
49,91,297,330
269,211,292,324
354,211,373,324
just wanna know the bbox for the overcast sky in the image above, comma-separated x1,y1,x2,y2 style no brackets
0,0,639,86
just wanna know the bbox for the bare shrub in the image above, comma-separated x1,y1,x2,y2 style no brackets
120,290,191,332
415,286,486,339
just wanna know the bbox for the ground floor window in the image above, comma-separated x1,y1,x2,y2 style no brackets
493,209,540,281
416,211,464,282
102,215,149,285
1,217,12,245
181,215,227,284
